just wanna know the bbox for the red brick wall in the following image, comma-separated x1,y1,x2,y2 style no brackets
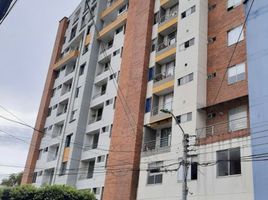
102,0,155,199
207,0,248,106
198,96,250,145
21,17,68,184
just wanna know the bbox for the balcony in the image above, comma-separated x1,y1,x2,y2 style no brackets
98,11,127,40
196,117,249,145
155,42,176,64
158,12,178,34
142,126,172,156
101,0,125,20
150,101,173,124
53,50,79,70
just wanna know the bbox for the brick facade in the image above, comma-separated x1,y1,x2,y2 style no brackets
207,0,248,106
21,18,68,184
102,0,155,199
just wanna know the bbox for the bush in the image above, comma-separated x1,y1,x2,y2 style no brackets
34,185,95,200
0,185,95,200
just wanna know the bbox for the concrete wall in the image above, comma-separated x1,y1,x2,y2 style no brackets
245,0,268,199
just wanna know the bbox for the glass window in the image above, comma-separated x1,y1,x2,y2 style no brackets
228,106,247,131
147,161,163,185
228,63,246,84
228,25,244,46
217,148,241,176
228,0,242,9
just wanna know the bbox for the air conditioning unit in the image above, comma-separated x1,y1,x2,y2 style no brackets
207,113,216,119
207,72,216,80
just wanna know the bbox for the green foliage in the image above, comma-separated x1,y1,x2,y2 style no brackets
0,172,23,187
0,185,95,200
34,185,95,200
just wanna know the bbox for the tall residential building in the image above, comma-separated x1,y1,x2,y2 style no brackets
22,0,268,200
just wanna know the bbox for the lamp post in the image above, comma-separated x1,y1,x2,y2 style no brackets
160,109,189,200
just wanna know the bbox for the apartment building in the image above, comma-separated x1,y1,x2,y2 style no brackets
22,0,268,199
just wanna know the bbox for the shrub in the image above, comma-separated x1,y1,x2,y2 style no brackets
0,185,95,200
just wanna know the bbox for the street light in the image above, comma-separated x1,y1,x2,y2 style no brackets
160,108,189,200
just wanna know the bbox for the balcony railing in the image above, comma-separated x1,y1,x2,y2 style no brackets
83,143,98,152
88,116,102,124
157,40,176,52
143,136,171,152
159,10,178,24
92,90,106,99
154,72,174,83
151,101,173,116
196,117,249,142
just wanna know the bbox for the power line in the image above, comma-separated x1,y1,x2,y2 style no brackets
0,0,18,26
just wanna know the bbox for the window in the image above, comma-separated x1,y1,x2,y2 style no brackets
163,93,173,111
178,156,198,181
101,126,109,133
118,4,127,15
176,112,192,123
47,107,52,117
228,25,244,46
110,124,113,137
59,162,67,176
178,73,194,86
160,128,171,147
147,161,163,185
32,172,38,183
38,149,42,160
145,98,152,113
228,106,247,131
65,134,73,147
109,73,116,80
181,5,196,19
227,0,242,10
217,148,241,176
153,12,159,25
44,147,48,152
87,159,95,179
228,63,245,84
97,155,105,163
106,98,113,106
151,38,157,52
83,44,89,54
115,26,123,34
70,110,77,122
179,38,195,51
113,49,120,56
79,63,86,76
70,25,78,41
51,88,56,97
148,67,154,81
75,87,80,98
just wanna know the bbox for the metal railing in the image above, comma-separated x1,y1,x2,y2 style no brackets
157,40,176,52
154,72,174,83
159,10,178,24
151,101,173,116
196,116,248,138
143,136,171,152
92,90,106,99
88,115,102,124
83,143,98,152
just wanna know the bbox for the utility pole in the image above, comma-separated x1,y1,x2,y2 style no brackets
160,109,189,200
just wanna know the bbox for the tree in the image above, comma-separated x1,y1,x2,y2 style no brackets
0,185,95,200
0,172,23,187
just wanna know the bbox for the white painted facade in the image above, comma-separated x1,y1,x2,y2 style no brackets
32,0,128,199
137,0,254,200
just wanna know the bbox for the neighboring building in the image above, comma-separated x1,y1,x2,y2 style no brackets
22,0,267,200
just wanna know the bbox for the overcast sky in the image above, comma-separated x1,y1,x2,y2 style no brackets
0,0,81,182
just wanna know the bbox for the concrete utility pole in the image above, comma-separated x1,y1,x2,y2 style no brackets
160,109,189,200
